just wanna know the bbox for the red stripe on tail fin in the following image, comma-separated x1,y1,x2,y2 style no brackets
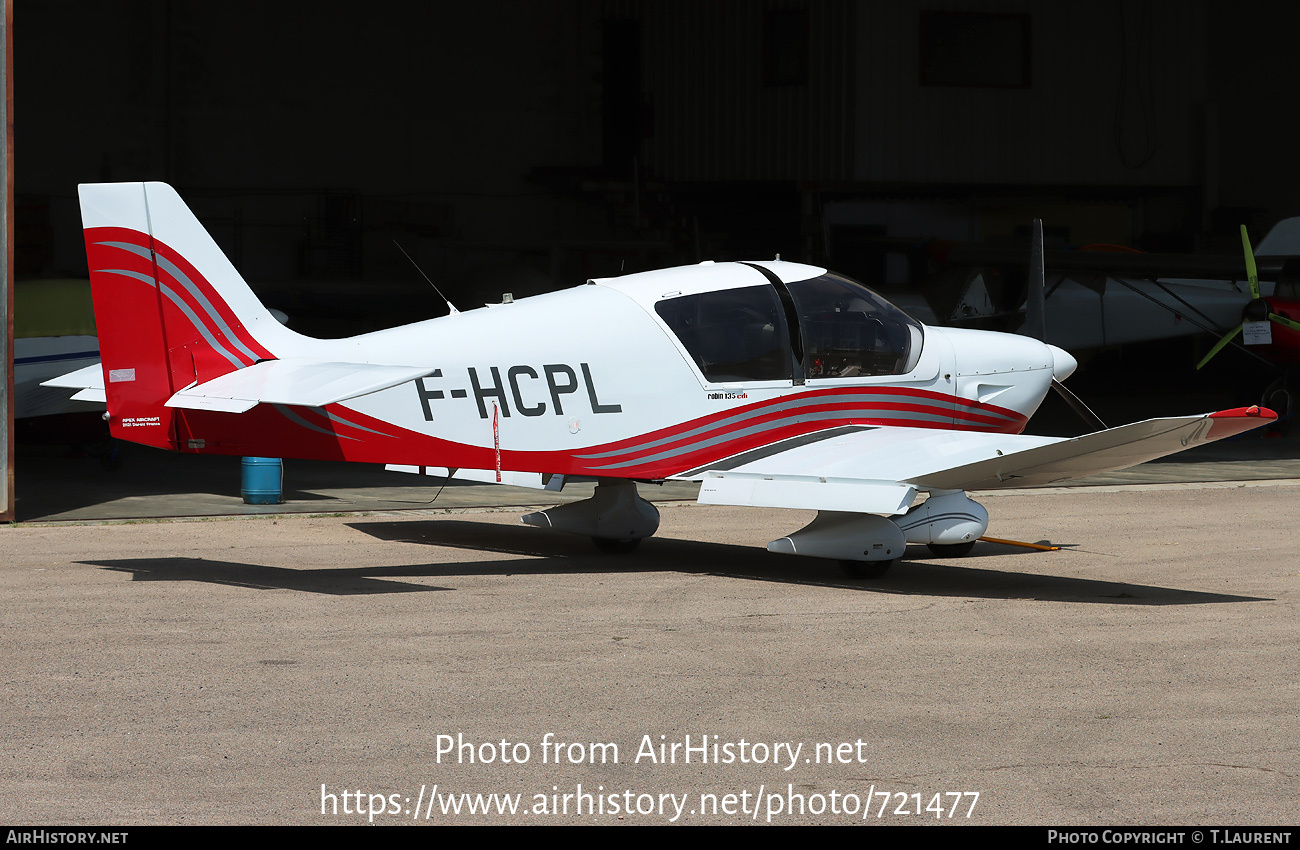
79,183,283,450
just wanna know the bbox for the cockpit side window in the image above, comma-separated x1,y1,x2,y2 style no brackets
655,284,791,382
786,273,924,378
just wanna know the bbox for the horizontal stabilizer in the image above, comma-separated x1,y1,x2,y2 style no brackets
41,363,108,403
41,363,105,390
71,387,108,403
165,359,434,411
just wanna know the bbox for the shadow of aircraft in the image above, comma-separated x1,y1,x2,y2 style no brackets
80,518,1268,605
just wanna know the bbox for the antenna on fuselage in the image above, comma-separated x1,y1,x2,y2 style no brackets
393,239,460,316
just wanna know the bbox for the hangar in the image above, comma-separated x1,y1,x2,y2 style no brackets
4,3,1300,828
5,1,1300,521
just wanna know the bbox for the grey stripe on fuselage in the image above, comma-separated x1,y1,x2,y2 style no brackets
321,409,395,439
576,390,1014,462
677,424,874,477
272,404,362,441
584,408,956,471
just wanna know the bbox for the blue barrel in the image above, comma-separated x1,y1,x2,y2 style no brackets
241,457,283,505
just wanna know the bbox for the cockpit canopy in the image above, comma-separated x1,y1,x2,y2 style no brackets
655,271,924,383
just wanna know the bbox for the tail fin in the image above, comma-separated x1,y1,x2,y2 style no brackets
79,182,291,448
1255,216,1300,257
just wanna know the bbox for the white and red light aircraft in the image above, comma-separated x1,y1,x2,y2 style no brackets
48,183,1275,576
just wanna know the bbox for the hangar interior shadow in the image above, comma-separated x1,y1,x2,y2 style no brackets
15,440,549,521
81,519,1269,606
17,444,349,519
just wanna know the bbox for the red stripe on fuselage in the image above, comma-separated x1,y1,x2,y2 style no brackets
170,385,1028,480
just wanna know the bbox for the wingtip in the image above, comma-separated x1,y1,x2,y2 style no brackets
1206,405,1277,441
1209,405,1277,421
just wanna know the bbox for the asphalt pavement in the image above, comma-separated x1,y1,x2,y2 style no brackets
1,427,1297,826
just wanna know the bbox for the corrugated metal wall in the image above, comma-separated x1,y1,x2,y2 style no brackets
606,0,854,182
608,0,1207,189
854,0,1208,187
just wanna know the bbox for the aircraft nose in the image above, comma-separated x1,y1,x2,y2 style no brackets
1048,344,1077,381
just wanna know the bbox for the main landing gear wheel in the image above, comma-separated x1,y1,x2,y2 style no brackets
839,559,893,579
592,536,642,554
926,541,976,557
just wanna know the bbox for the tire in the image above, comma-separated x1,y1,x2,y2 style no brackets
592,536,641,554
839,559,892,579
927,541,976,557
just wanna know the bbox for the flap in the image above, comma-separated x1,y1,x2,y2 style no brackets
698,472,917,515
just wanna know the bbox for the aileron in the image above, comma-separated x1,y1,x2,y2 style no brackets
908,408,1269,491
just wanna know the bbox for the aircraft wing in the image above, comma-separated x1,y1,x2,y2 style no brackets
164,359,434,412
686,408,1273,514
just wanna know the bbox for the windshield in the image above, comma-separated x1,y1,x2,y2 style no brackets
785,273,923,378
653,272,923,384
